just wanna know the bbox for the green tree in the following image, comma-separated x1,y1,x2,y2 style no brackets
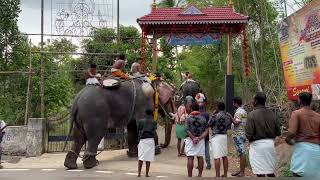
81,26,145,73
0,0,30,124
169,0,286,105
0,34,77,124
0,0,21,65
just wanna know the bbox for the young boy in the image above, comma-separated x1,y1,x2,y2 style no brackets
137,109,157,177
85,63,100,85
0,120,7,169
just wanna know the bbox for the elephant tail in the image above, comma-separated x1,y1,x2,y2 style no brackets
63,103,77,152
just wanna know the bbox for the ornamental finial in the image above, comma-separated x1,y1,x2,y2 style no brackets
152,0,157,9
229,0,234,9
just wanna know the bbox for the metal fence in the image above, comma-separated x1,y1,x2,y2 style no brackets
1,30,142,151
47,117,127,152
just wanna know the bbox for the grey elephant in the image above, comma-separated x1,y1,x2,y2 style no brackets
180,81,200,99
64,79,175,169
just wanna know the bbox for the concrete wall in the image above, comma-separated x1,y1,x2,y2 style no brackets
26,118,46,157
1,118,46,157
2,126,28,156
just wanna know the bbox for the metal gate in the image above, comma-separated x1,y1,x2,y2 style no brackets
47,117,127,152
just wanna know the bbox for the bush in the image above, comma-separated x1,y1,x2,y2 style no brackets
280,164,293,177
245,153,251,168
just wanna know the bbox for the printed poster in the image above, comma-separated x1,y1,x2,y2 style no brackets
278,0,320,100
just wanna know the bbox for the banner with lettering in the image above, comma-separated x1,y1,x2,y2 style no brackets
168,33,221,46
278,0,320,100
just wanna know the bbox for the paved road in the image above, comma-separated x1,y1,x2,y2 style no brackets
0,127,238,179
0,168,180,179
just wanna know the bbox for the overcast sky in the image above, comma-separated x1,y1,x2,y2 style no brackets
18,0,299,44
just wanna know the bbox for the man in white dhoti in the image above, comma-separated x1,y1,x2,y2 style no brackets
137,109,157,177
208,102,232,177
185,103,209,177
246,92,281,177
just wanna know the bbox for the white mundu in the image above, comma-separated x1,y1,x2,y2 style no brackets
86,78,99,85
210,134,228,159
249,139,277,175
184,137,205,157
138,138,155,162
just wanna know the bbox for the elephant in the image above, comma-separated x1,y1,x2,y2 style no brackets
153,80,176,149
180,81,200,99
64,78,175,169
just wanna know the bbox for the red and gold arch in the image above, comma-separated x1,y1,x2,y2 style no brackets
137,1,250,113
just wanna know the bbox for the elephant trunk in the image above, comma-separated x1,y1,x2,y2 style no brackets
161,98,175,148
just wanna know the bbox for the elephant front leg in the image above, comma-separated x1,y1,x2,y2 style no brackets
83,130,106,169
64,126,86,169
161,121,173,148
127,121,138,158
154,130,161,155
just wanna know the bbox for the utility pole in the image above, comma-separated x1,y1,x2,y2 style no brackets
225,0,235,115
117,0,120,43
283,0,288,18
25,40,33,125
40,0,45,118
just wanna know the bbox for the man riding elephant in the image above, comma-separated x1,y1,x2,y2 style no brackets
64,74,175,169
111,54,130,80
131,58,151,83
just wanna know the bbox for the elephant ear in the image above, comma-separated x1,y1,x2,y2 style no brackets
157,81,175,104
142,82,155,98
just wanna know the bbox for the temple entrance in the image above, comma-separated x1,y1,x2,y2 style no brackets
137,3,249,113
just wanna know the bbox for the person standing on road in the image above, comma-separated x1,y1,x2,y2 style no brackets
170,96,194,157
286,92,320,178
246,92,281,177
0,120,7,169
199,103,211,170
185,103,209,177
231,97,247,177
172,100,188,157
208,102,232,177
137,109,157,177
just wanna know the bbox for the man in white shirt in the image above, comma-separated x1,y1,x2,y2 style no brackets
231,97,247,177
0,120,7,169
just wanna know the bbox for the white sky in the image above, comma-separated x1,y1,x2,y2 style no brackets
18,0,301,45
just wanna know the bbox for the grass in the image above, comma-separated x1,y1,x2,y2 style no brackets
280,164,293,177
245,153,251,168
